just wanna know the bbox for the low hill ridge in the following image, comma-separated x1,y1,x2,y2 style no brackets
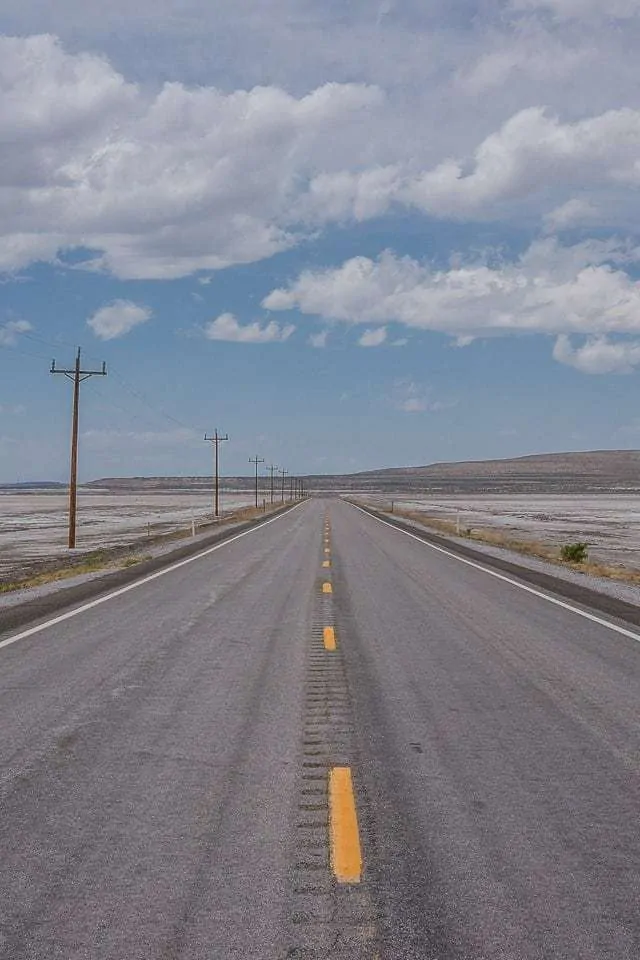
85,450,640,495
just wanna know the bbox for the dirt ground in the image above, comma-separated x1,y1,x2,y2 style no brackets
0,488,259,579
360,493,640,569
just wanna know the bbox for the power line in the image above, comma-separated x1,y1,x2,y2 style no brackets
23,330,203,436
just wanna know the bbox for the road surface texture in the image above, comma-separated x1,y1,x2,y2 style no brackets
0,499,637,959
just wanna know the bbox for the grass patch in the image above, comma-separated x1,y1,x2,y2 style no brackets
121,555,152,568
0,550,115,594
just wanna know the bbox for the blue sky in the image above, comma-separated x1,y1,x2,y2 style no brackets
2,1,640,481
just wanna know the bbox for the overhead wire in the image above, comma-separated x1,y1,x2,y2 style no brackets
12,330,206,440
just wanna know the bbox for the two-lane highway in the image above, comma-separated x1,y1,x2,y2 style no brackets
0,499,638,958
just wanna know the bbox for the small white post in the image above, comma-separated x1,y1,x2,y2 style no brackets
191,519,196,537
456,511,461,536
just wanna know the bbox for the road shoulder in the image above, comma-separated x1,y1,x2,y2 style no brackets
0,503,298,638
352,501,640,630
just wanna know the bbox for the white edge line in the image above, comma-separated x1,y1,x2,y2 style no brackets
352,503,640,646
0,503,304,652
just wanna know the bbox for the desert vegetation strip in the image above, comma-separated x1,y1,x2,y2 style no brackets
383,506,640,587
353,502,640,630
0,502,299,638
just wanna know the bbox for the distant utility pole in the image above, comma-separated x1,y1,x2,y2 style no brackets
267,465,278,505
204,429,229,518
290,475,295,500
51,348,107,549
279,468,289,503
248,455,265,509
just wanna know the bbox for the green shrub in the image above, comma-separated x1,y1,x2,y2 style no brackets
560,542,589,563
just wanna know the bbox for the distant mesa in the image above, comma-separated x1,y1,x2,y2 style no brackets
82,450,640,496
0,481,66,490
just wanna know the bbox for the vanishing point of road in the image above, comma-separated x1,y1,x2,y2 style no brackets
0,499,638,959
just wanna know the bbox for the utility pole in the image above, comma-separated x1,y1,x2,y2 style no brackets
279,468,289,503
204,429,229,518
290,475,295,500
248,455,265,509
267,465,278,505
51,348,107,549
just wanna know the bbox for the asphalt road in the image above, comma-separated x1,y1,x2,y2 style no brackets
0,499,638,959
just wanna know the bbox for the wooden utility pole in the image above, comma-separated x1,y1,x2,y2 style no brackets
51,348,107,549
279,468,288,503
248,455,265,509
204,430,229,517
267,464,278,505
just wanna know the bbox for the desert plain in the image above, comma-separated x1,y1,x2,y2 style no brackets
361,493,640,570
0,488,257,582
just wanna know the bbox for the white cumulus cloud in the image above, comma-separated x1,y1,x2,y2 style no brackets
0,319,31,346
552,335,640,373
204,313,294,344
358,327,387,347
3,31,640,282
401,106,640,220
264,238,640,371
0,35,383,280
87,300,151,340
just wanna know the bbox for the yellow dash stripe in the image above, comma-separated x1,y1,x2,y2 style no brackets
322,582,333,594
329,767,362,883
324,548,331,554
323,626,336,651
322,560,331,568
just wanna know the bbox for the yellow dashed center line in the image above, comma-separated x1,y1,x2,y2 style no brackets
324,548,331,554
322,582,333,594
323,626,337,651
329,767,362,883
322,560,331,568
